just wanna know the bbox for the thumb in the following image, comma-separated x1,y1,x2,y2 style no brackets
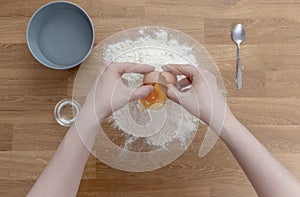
166,84,183,104
129,85,153,101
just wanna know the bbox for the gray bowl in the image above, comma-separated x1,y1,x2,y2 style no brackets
26,1,94,69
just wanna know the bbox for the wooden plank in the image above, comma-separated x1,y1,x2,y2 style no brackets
0,124,13,151
222,71,266,98
12,123,66,150
0,44,38,67
0,151,96,180
228,97,300,125
92,18,204,44
266,70,300,98
249,125,300,154
205,44,300,72
0,0,146,18
0,180,34,197
144,2,300,20
211,182,256,197
204,18,300,45
0,17,28,44
0,150,54,181
0,76,76,111
0,111,60,124
78,179,210,196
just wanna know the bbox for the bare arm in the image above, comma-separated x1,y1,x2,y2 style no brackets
220,113,300,196
163,64,300,197
28,63,154,197
27,106,96,197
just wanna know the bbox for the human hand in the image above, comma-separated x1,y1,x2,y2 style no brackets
162,64,231,130
84,62,155,121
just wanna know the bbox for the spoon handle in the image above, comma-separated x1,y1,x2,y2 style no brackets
237,44,242,90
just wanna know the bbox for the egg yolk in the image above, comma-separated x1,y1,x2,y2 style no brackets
140,83,167,110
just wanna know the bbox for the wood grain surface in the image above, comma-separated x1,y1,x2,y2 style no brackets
1,0,300,196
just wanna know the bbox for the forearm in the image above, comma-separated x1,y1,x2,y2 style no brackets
28,103,104,197
219,114,300,197
28,126,90,196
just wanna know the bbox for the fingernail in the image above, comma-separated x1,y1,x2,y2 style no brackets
162,65,169,71
141,64,155,68
167,84,173,88
147,86,154,93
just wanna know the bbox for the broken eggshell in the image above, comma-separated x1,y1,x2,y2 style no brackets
140,71,177,110
143,71,177,93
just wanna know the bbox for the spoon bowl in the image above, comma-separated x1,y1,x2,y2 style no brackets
232,24,246,45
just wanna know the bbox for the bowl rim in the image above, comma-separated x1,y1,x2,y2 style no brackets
26,1,95,70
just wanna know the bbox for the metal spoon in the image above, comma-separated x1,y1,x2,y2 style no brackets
232,24,246,90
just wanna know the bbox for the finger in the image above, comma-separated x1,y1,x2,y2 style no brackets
177,77,191,90
124,64,155,74
109,62,155,75
161,64,182,76
166,84,183,104
163,64,197,78
129,85,154,101
163,64,210,74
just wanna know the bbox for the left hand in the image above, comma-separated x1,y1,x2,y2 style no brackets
84,62,155,121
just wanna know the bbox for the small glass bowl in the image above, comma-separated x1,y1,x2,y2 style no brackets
54,99,81,127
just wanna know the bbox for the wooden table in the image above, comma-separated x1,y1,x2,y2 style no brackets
1,0,300,196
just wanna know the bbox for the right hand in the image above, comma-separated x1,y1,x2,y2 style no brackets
162,64,231,129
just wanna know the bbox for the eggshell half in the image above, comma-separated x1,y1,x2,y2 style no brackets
143,71,177,87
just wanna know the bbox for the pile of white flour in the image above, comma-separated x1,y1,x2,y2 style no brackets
104,28,199,148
